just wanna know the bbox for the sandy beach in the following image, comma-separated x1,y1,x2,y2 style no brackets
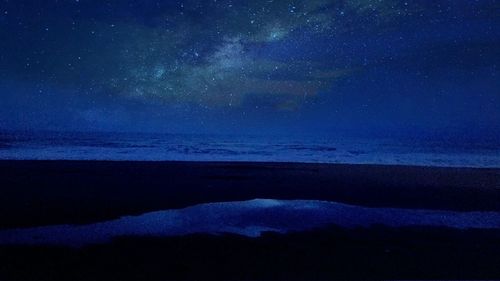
1,160,499,229
0,160,499,280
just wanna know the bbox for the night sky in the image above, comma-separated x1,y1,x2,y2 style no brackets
0,0,498,137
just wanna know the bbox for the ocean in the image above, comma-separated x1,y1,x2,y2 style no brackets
0,131,498,168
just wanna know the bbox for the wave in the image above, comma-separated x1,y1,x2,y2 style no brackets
1,199,499,246
0,132,498,167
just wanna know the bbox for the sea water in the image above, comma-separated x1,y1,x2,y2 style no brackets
0,131,498,168
1,199,500,246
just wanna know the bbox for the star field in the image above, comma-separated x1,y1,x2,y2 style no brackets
0,0,498,135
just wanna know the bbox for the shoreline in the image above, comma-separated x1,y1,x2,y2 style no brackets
1,160,499,230
1,158,498,169
2,198,500,247
1,160,500,280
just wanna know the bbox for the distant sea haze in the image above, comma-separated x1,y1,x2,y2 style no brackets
0,131,498,168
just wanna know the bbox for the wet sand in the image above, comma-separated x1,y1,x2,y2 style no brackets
0,160,499,229
0,160,499,280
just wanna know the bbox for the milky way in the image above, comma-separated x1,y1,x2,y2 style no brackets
0,0,498,134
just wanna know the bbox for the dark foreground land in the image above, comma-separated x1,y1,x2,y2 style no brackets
1,226,500,280
0,160,500,280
